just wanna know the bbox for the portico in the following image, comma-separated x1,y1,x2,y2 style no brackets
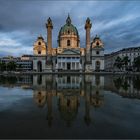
57,56,81,71
56,49,82,71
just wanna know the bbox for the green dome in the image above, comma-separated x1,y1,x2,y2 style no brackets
58,15,79,38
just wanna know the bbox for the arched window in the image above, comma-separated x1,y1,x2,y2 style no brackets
96,61,100,71
67,40,70,46
68,30,70,34
96,61,100,65
38,42,41,45
96,41,99,46
38,51,41,54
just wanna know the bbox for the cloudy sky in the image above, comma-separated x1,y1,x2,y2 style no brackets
0,0,140,56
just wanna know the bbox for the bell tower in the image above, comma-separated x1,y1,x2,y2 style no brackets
46,17,53,55
85,17,92,62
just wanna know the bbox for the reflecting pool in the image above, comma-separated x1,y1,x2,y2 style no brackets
0,74,140,138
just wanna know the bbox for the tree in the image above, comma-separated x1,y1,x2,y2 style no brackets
7,61,17,71
114,56,123,71
121,79,129,91
133,56,140,71
122,56,130,71
133,76,140,90
113,77,123,90
0,62,6,71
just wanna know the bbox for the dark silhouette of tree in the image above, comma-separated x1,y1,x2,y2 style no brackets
7,61,17,71
113,77,123,90
133,76,140,90
0,62,6,71
114,56,123,71
122,56,130,71
121,79,129,91
133,56,140,71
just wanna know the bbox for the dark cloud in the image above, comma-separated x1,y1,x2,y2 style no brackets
0,0,140,56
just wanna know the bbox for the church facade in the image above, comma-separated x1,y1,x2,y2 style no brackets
33,15,105,72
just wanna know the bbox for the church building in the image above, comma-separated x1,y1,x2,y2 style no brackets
33,15,105,72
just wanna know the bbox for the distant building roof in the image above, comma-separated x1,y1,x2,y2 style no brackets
106,46,140,56
22,54,33,57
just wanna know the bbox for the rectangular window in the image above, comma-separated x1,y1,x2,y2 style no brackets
96,51,99,55
67,40,70,46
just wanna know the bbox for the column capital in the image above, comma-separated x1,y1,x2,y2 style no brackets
46,17,53,29
85,17,92,29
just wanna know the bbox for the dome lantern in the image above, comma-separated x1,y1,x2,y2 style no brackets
66,14,71,25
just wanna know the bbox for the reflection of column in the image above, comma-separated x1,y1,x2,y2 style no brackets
46,91,53,127
70,57,72,69
84,81,91,125
78,62,79,69
52,58,55,72
84,92,91,125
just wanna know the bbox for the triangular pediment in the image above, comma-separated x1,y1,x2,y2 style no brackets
61,49,80,55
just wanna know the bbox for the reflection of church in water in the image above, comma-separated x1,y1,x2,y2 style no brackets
1,74,140,126
32,75,104,126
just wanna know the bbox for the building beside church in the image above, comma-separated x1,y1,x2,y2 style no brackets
33,15,105,72
105,46,140,71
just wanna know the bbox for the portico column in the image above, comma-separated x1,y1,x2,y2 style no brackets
70,57,72,70
61,58,62,68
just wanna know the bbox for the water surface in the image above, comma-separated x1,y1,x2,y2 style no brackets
0,74,140,138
